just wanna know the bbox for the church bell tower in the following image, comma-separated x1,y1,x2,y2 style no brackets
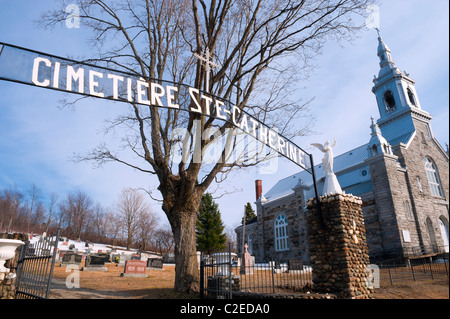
371,31,433,145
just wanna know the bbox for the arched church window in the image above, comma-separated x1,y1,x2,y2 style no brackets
426,217,438,252
404,201,412,219
384,90,396,111
371,145,378,156
424,157,444,197
439,217,449,253
407,88,416,106
274,215,288,251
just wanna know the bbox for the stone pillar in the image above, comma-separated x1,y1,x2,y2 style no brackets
0,274,17,299
306,193,372,299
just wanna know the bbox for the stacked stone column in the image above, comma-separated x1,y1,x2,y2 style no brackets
306,193,372,299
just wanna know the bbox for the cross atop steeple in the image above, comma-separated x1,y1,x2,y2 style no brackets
375,27,381,37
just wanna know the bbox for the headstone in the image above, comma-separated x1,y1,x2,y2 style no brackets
269,261,282,273
118,254,131,266
131,254,141,260
147,258,164,270
60,253,82,267
240,243,253,275
111,253,119,263
163,252,175,263
288,258,303,273
120,260,148,278
83,254,107,271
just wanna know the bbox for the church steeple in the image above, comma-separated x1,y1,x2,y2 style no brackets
371,31,432,145
368,116,392,157
376,29,399,79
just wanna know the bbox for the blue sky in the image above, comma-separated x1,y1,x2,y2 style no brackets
0,1,448,231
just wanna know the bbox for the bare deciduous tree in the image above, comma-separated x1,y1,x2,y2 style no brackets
152,226,175,255
115,187,153,250
40,0,373,292
59,190,93,239
136,206,159,251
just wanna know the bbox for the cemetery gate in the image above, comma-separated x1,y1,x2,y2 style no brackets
15,230,60,299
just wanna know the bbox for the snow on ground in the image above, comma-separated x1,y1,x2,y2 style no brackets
28,233,160,259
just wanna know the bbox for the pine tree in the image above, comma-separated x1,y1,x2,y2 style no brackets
196,193,227,254
241,202,256,224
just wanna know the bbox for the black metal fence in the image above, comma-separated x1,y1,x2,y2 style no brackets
200,245,449,298
199,246,312,299
375,251,448,285
15,230,60,299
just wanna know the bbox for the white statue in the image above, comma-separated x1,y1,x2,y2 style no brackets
311,138,342,195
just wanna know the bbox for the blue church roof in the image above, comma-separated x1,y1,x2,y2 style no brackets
264,143,373,202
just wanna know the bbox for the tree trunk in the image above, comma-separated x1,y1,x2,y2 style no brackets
168,209,200,293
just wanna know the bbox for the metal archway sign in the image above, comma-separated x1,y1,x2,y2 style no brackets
0,42,322,203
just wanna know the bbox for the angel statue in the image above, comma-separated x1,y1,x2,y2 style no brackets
311,138,342,195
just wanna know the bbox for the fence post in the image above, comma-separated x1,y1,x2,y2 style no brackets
387,265,393,285
271,262,275,294
444,258,448,278
410,262,416,282
228,244,232,299
200,251,204,299
428,259,434,280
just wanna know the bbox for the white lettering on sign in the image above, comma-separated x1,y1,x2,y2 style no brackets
32,57,51,87
29,56,309,170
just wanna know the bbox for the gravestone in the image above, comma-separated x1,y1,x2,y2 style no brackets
118,254,131,266
131,254,141,260
288,258,303,273
147,258,164,270
60,253,82,267
268,261,282,273
111,253,119,263
83,254,107,271
240,243,253,275
163,252,175,263
120,260,148,278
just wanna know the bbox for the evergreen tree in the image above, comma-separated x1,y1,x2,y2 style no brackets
241,202,256,224
196,193,226,254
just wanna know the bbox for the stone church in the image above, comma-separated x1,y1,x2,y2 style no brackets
235,34,449,264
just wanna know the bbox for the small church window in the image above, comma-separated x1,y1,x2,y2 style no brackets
407,88,416,106
405,201,412,220
421,131,427,144
274,215,288,251
424,157,444,197
384,90,396,111
417,176,423,192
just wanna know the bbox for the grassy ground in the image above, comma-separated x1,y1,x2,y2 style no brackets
49,262,448,299
50,262,197,299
